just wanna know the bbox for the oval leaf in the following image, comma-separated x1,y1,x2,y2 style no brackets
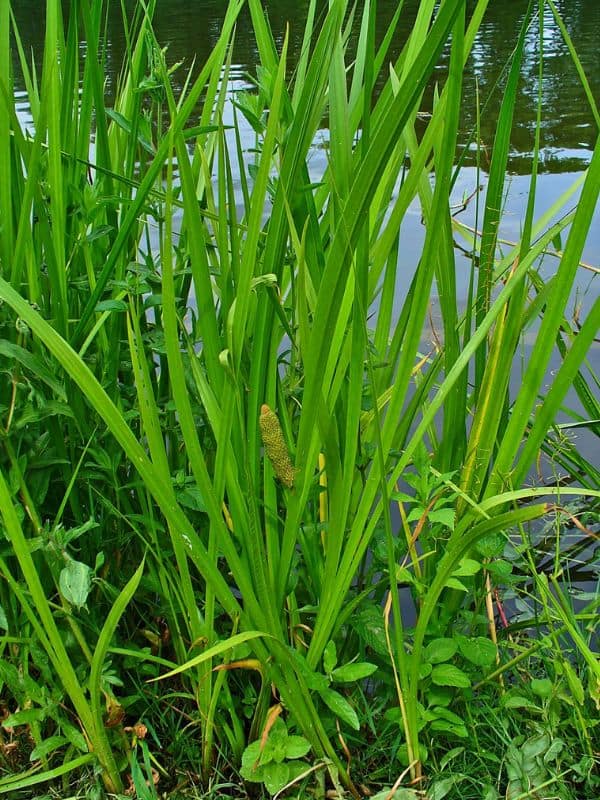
323,640,337,674
318,687,360,730
457,635,497,667
444,577,469,592
264,762,290,795
424,638,458,664
331,662,377,682
59,559,93,610
452,558,482,577
285,735,311,760
30,736,68,761
431,664,471,688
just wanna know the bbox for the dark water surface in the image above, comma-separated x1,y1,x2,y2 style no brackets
12,0,599,243
10,0,600,462
11,0,600,173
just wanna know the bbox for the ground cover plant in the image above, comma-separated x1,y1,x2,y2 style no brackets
0,0,598,797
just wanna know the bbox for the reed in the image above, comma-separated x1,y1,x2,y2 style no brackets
0,0,597,796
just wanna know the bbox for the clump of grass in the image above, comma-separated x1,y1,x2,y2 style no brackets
0,0,598,797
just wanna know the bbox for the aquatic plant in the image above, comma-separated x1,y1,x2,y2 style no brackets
0,0,597,796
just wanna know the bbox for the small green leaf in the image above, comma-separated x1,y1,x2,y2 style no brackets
430,706,467,727
234,92,265,134
352,606,388,656
182,124,221,139
106,108,133,133
290,650,329,692
522,734,550,762
395,565,417,585
143,294,164,309
444,577,469,592
452,558,482,577
431,716,464,735
544,738,565,763
439,747,465,771
152,631,268,682
562,661,585,705
30,736,68,761
94,552,105,573
485,559,513,580
331,662,377,682
530,678,553,699
502,694,540,711
62,723,87,753
428,777,458,799
371,789,419,800
407,507,427,523
59,559,93,609
55,519,98,549
391,490,414,503
457,635,497,667
475,533,505,558
176,486,206,512
263,762,290,794
323,640,337,674
0,605,7,631
427,686,454,707
318,687,360,730
396,741,428,767
262,719,287,763
419,662,433,680
241,741,264,780
85,225,113,243
428,709,468,737
3,708,48,727
95,299,128,312
285,735,311,760
106,109,155,154
16,401,74,428
287,759,310,784
424,638,458,664
0,341,66,399
431,665,471,688
428,508,455,530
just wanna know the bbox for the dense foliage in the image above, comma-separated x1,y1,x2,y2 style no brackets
0,0,598,798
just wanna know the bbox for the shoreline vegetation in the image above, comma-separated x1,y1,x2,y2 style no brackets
0,1,598,798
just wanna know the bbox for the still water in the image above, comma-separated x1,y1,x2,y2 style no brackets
10,0,600,458
11,0,600,173
12,0,599,252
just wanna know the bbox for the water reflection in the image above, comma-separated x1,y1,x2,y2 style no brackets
9,0,600,174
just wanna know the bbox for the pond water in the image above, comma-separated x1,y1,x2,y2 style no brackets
10,0,600,464
11,0,600,167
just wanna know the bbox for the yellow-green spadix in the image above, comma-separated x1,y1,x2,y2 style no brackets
259,404,295,488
